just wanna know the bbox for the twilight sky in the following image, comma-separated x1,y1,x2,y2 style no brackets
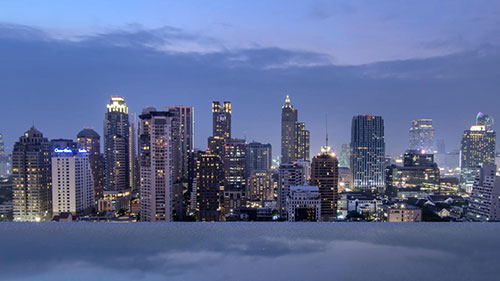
0,0,500,156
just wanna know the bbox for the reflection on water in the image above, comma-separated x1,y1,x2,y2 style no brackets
1,223,499,281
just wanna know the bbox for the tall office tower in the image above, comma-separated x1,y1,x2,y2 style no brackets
281,96,310,163
224,138,247,192
295,122,310,161
350,115,386,190
12,127,52,222
196,151,224,222
167,106,194,180
339,143,350,168
476,112,494,131
246,142,272,176
104,96,130,192
278,162,306,219
310,145,339,222
208,101,231,157
129,114,137,192
247,170,274,202
281,95,298,163
77,128,105,200
467,164,500,221
138,107,174,222
52,148,94,217
0,133,10,178
460,118,496,192
409,119,435,153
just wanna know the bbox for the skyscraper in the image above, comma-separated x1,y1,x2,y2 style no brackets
281,95,310,163
52,147,94,217
339,143,350,168
12,127,52,222
104,96,130,192
208,101,231,157
409,119,435,153
129,114,137,192
223,138,247,192
196,151,224,222
77,128,104,200
460,115,496,192
138,107,174,222
295,122,310,161
281,95,298,164
310,145,339,222
278,162,306,219
0,132,10,178
246,142,272,175
247,170,274,202
467,164,500,221
350,115,386,190
167,106,194,180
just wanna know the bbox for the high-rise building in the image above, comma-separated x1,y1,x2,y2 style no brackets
247,170,274,202
138,108,174,222
223,138,247,192
196,151,224,222
77,128,105,200
385,150,440,198
129,114,137,192
104,96,130,192
281,95,298,163
350,115,386,190
286,185,321,222
460,115,496,192
295,122,310,161
281,96,310,163
0,133,11,178
278,162,306,219
167,106,194,180
208,101,231,157
310,145,339,222
339,143,350,168
51,139,77,150
246,142,272,175
467,164,500,221
12,127,52,222
409,119,435,153
52,147,94,217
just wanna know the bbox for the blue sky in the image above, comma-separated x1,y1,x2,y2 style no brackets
0,1,500,156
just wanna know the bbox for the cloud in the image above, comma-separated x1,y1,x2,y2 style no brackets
1,223,500,280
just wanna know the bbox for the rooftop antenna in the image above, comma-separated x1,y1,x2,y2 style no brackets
325,114,328,147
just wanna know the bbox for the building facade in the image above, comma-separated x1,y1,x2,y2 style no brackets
196,151,224,222
310,146,339,221
246,142,272,175
77,128,105,200
286,185,321,222
350,115,386,190
409,119,435,153
104,96,130,192
208,101,231,158
278,162,306,219
460,118,496,192
52,148,94,217
467,164,500,221
223,138,247,192
12,127,52,222
138,108,174,222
